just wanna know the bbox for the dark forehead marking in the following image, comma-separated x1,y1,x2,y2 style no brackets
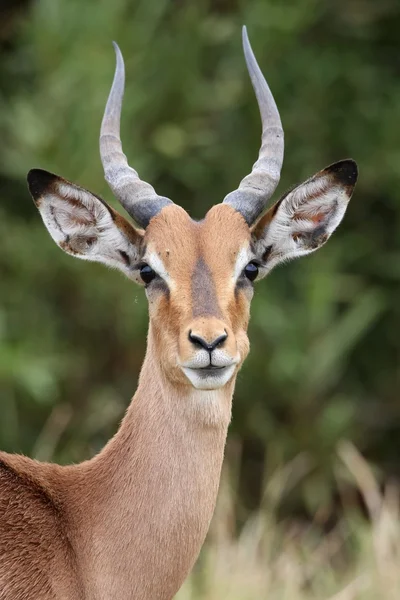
191,258,222,318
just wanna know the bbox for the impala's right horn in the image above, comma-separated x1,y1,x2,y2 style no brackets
223,26,284,226
100,43,173,228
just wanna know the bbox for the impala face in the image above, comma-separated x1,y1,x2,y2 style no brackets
27,28,358,391
143,204,252,390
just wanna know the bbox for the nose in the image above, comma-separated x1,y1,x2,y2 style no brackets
188,330,228,352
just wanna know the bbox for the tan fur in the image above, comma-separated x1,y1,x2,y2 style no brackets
2,157,356,598
0,204,252,600
0,352,233,599
144,204,252,386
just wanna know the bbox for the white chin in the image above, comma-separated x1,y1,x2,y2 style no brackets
181,365,236,390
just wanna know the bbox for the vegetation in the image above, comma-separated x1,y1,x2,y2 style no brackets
0,0,399,597
177,443,400,599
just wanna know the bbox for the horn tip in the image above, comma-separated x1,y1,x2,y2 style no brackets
110,41,125,79
112,41,123,61
242,25,249,46
242,25,255,65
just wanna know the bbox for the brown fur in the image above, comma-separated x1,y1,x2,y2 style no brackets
0,203,253,600
145,204,252,385
3,157,356,597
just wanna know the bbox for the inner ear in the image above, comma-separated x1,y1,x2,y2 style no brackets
252,159,358,277
45,195,100,252
28,169,144,277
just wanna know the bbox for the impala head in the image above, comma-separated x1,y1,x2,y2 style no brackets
27,27,357,392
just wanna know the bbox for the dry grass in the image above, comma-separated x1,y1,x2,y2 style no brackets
176,442,400,600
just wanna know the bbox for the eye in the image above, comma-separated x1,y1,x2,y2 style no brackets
244,262,259,282
140,264,156,285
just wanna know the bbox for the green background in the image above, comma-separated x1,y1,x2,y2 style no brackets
1,0,399,524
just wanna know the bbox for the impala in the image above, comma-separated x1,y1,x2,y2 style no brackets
0,27,357,600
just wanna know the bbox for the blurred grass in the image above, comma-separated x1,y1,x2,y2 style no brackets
1,1,400,592
177,443,400,600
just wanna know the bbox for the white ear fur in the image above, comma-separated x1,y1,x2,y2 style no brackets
252,160,358,278
28,170,143,278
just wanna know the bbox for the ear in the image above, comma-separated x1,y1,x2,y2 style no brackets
252,160,358,278
27,169,144,278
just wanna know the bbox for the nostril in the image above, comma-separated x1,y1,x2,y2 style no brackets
188,330,205,349
188,330,228,352
211,331,228,350
188,330,209,350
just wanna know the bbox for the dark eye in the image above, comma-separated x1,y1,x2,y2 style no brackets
244,262,259,282
140,264,156,285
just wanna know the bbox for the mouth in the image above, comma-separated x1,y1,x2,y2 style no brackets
181,364,236,390
195,365,225,373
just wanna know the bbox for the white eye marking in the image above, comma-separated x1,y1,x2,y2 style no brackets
232,247,253,283
146,251,174,289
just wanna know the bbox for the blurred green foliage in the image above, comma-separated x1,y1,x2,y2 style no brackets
0,0,399,520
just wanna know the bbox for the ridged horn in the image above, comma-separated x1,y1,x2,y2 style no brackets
100,42,173,228
223,26,284,225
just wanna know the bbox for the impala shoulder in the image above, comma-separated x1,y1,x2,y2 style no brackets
0,453,62,519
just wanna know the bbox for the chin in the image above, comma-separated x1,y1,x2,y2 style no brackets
182,365,236,390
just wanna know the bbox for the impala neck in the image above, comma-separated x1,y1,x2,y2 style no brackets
74,327,234,599
118,328,235,433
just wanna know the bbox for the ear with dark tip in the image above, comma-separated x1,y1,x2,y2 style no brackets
27,169,144,278
28,169,57,202
252,159,358,278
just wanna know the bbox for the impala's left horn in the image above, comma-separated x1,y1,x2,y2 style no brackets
99,42,173,228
